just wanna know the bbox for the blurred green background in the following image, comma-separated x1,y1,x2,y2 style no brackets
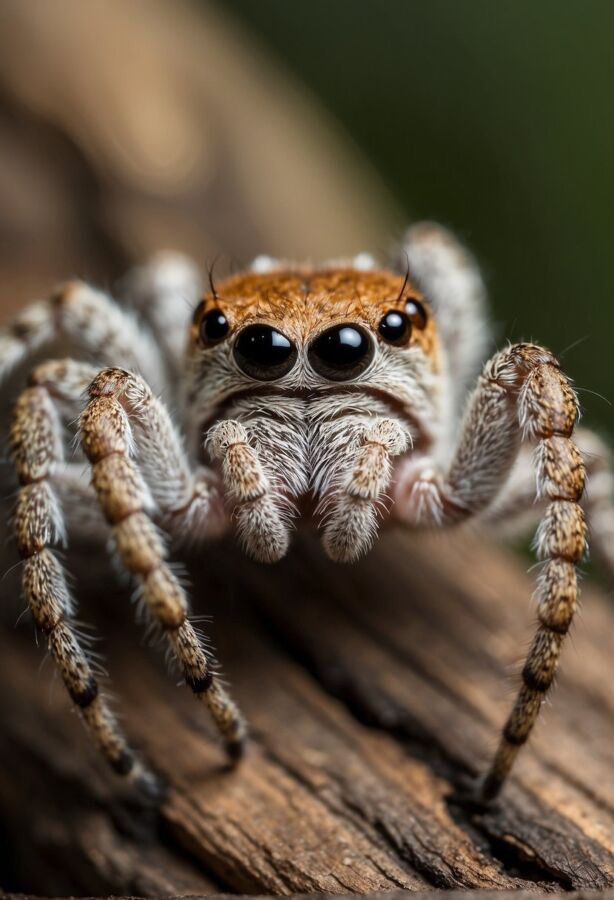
226,0,614,431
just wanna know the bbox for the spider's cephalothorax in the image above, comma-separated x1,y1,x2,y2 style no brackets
2,226,611,803
187,266,440,563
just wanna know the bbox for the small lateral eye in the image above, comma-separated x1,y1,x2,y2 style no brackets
378,310,411,345
405,298,428,330
199,308,229,345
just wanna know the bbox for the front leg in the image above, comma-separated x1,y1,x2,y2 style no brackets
80,368,246,760
393,344,586,801
10,361,154,792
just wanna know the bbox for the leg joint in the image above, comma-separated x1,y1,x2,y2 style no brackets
109,749,135,776
521,666,552,694
186,670,214,694
69,675,99,709
503,723,529,746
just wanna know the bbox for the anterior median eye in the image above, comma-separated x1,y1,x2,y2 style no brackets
378,310,411,345
234,324,297,380
308,323,374,381
199,308,230,345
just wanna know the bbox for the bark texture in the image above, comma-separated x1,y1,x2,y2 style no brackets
1,532,613,895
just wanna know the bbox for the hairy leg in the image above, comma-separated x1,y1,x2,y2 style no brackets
121,252,201,380
482,427,614,578
307,387,412,561
79,368,245,759
393,343,586,800
0,281,165,392
9,365,155,793
12,356,217,542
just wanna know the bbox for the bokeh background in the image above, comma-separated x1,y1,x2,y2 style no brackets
225,0,614,431
0,0,612,432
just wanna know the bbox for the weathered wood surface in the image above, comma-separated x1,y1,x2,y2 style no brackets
5,893,614,900
1,531,613,895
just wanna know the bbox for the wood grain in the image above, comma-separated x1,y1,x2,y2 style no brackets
1,531,612,895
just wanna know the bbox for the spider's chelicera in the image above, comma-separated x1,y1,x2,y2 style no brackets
2,225,608,804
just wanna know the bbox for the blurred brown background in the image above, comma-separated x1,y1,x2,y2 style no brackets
227,0,614,431
0,0,398,322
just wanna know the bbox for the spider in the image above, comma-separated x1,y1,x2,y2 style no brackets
2,222,612,803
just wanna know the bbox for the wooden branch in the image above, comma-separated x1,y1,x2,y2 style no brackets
7,893,614,900
1,532,613,895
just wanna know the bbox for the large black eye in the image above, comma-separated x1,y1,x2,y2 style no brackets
378,310,411,345
309,323,374,381
405,298,428,330
234,325,297,380
200,308,229,345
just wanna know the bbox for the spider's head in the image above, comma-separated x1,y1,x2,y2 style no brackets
189,262,439,409
186,258,442,562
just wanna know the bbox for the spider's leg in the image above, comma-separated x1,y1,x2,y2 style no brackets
393,343,586,801
482,427,614,580
9,361,155,793
121,252,201,379
474,442,541,535
0,281,164,392
80,368,245,760
394,222,490,420
311,416,410,562
52,461,109,542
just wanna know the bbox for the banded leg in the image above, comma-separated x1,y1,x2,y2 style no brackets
482,427,614,579
392,344,586,799
80,369,246,758
317,417,410,562
9,374,154,792
0,280,164,392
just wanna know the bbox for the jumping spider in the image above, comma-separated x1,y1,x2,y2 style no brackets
3,223,611,802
